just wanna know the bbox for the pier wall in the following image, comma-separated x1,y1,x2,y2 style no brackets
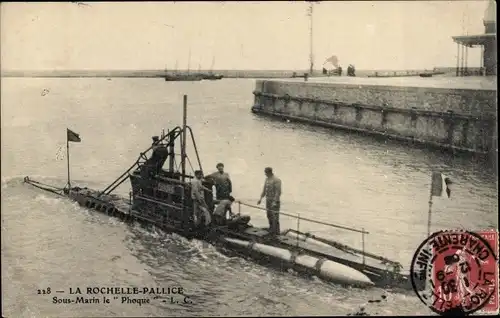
251,80,497,154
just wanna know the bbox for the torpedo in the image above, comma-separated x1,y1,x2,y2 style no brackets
285,231,333,249
222,237,374,287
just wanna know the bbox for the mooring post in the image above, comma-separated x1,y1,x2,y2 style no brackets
362,228,366,265
238,201,241,214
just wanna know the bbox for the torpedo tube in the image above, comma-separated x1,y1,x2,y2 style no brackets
222,237,374,287
285,231,333,249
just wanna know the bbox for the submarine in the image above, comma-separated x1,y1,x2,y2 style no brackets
24,95,413,290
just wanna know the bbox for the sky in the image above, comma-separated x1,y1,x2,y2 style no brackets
0,1,493,71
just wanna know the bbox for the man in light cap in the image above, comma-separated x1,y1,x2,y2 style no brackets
191,170,212,226
257,167,282,236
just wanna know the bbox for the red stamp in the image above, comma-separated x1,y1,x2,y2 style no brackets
476,229,499,314
411,229,499,316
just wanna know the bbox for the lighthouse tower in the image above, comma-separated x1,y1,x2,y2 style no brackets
483,0,496,75
483,0,496,33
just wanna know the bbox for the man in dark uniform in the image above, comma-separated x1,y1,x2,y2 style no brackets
257,167,282,236
206,163,232,200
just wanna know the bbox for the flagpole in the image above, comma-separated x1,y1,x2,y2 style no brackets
427,184,433,238
67,131,71,189
424,189,434,301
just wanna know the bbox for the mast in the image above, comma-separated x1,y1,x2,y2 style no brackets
66,134,71,189
180,95,188,229
210,56,215,75
181,95,187,183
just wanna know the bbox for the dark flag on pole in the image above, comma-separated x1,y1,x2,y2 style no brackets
65,128,80,190
67,128,81,143
427,171,453,240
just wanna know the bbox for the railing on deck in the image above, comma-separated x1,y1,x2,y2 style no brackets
236,200,369,265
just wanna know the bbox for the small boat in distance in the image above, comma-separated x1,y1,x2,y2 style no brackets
164,73,203,81
419,71,445,78
24,95,413,291
198,57,224,80
201,73,223,80
164,53,203,82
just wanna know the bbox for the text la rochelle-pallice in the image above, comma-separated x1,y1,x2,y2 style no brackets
69,287,184,295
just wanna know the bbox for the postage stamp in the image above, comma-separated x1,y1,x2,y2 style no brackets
410,229,499,316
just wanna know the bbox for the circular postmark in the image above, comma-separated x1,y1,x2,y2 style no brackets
410,230,498,316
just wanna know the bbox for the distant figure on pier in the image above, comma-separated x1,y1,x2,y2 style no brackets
338,66,343,76
322,68,327,75
191,170,212,226
206,163,232,200
257,167,282,236
347,64,356,77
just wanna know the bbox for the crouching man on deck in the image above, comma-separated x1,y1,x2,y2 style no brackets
213,196,236,226
191,170,212,227
257,167,282,236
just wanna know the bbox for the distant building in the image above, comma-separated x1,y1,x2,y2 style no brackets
452,0,496,76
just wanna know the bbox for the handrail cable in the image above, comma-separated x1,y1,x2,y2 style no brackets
236,200,372,266
237,201,369,234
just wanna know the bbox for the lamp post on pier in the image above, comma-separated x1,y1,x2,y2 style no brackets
307,1,319,76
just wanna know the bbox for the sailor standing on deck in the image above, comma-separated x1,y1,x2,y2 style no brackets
257,167,282,236
191,170,212,226
206,163,232,200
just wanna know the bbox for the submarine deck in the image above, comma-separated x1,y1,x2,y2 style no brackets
73,188,393,271
73,188,397,269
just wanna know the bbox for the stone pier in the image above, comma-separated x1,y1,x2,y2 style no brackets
251,78,497,154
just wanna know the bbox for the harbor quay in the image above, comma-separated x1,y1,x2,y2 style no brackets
251,78,497,155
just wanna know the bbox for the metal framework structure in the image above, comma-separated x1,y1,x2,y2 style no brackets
452,34,496,77
452,1,496,77
99,96,203,197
